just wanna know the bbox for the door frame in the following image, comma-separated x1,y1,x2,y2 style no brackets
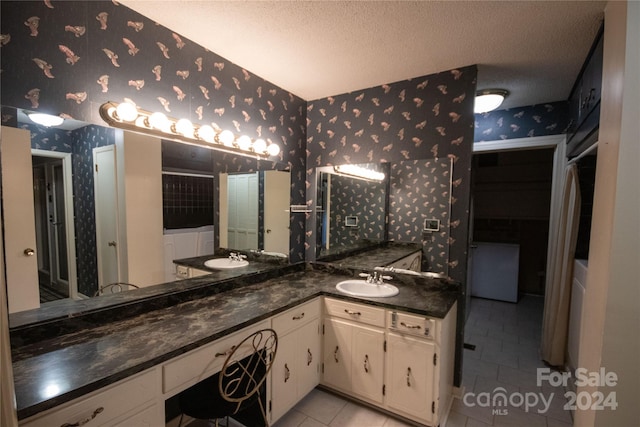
471,134,567,308
31,149,78,299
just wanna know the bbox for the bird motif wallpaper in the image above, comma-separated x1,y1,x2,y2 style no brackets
0,0,307,261
306,65,477,287
327,173,388,251
388,159,452,275
474,101,569,142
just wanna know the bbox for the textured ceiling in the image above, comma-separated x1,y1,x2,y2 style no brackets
120,1,606,109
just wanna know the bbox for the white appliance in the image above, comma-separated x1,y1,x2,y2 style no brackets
470,242,519,302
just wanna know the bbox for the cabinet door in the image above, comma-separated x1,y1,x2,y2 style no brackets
351,324,384,404
385,332,435,424
322,318,352,392
271,332,298,421
298,318,320,397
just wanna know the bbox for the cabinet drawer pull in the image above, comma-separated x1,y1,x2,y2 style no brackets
307,348,313,366
61,407,104,427
400,321,421,330
284,363,290,383
364,354,369,373
406,367,412,387
344,309,361,316
215,345,236,357
334,346,339,363
292,312,305,320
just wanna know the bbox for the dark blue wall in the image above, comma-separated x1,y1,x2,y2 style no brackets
474,101,570,142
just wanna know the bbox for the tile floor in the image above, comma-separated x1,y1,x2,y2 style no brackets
450,295,573,427
273,388,413,427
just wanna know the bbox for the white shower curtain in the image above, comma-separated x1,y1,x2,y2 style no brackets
541,163,581,367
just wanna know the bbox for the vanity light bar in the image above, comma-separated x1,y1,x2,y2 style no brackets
334,164,385,181
99,101,280,159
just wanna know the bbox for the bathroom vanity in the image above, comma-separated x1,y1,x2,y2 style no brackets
10,263,458,427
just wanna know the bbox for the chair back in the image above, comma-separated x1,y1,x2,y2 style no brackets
94,282,139,297
219,328,277,406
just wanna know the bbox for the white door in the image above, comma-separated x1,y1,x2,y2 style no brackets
385,332,435,424
270,331,298,422
297,318,320,397
227,173,258,250
1,126,40,313
322,318,352,392
351,324,384,404
264,170,290,255
94,146,120,289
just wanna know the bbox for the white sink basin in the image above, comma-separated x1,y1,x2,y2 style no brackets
204,258,249,269
336,279,399,298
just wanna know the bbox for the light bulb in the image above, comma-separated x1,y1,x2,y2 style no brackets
28,113,64,127
149,112,170,132
237,135,252,151
198,125,215,143
115,102,137,122
175,118,194,138
267,143,280,157
253,138,267,154
218,130,235,146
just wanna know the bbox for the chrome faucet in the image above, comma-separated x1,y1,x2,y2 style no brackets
229,252,247,262
359,272,392,285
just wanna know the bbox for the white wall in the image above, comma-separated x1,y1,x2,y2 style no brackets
116,131,165,287
576,2,640,426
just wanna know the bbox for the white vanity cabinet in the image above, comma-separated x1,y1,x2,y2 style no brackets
321,298,457,427
322,298,386,405
20,368,162,427
270,298,321,423
388,251,422,272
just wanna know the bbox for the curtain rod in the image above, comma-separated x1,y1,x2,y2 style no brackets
568,142,599,165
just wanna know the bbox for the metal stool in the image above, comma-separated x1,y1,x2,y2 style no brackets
93,282,139,297
178,328,278,427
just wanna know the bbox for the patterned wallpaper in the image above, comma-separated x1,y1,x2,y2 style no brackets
327,172,388,250
474,101,570,142
71,125,115,295
389,159,452,275
0,0,307,262
306,65,477,286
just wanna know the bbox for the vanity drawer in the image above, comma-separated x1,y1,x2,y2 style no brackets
162,320,269,395
388,310,438,342
324,297,385,328
21,369,159,427
272,298,320,337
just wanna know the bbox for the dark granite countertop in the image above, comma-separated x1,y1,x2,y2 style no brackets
319,242,422,270
11,264,459,420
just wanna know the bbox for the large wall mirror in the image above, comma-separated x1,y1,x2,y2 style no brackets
315,159,453,275
316,163,389,258
1,110,291,318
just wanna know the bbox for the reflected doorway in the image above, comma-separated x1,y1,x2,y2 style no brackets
31,151,77,302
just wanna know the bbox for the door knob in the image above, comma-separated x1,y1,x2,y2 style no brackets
108,241,117,247
266,229,272,234
24,248,35,256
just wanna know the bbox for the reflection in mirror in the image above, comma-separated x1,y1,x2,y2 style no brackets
388,159,453,275
2,116,116,309
2,114,292,316
218,170,290,257
315,159,453,275
315,163,389,258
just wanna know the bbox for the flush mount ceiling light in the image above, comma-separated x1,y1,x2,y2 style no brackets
334,164,385,182
99,101,280,159
474,89,509,113
28,112,64,127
